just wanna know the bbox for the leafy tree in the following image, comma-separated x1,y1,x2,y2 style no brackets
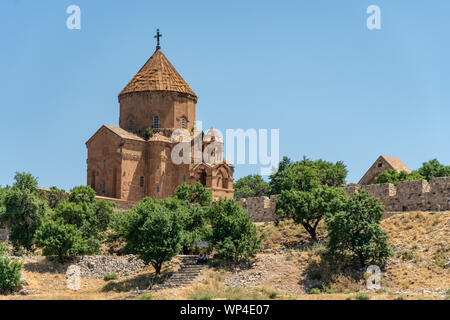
417,159,450,181
174,183,212,206
179,204,212,254
0,173,48,252
374,169,424,185
233,174,269,200
269,157,347,195
12,172,38,192
36,186,114,257
41,187,68,209
35,216,87,261
209,200,261,262
123,198,183,274
325,190,392,266
269,157,294,195
276,186,347,241
299,158,347,187
273,159,348,241
0,256,22,294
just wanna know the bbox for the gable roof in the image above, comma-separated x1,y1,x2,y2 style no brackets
380,156,411,173
119,47,197,100
85,125,145,146
358,155,411,185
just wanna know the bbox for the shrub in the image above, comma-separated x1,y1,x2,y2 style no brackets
325,190,392,266
209,200,261,262
103,273,118,281
355,293,370,300
0,256,23,294
309,288,321,294
140,293,153,300
0,243,9,256
143,128,153,141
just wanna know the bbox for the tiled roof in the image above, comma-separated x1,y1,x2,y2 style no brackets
104,125,145,142
381,156,411,173
119,47,197,99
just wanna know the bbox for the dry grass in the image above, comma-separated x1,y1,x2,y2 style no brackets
0,211,448,300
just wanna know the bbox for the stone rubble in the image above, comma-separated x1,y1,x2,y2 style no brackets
75,255,146,279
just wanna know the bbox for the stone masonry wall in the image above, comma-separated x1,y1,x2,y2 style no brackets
239,195,279,222
240,177,450,222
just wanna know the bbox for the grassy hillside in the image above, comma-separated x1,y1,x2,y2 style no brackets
0,211,448,300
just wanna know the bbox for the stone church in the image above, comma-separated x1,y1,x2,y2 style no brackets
85,35,234,202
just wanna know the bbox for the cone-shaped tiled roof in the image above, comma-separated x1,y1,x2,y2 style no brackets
119,47,197,100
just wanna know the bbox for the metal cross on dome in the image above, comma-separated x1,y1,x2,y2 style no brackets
154,29,163,47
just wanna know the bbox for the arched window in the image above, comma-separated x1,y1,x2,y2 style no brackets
128,119,133,131
140,176,144,188
156,184,160,193
181,117,187,129
153,116,159,129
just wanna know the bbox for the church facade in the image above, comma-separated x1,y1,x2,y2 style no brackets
85,40,234,202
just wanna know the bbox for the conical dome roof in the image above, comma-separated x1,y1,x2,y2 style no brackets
119,47,197,100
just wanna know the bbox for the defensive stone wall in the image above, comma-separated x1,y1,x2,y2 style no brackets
240,177,450,222
342,177,450,212
239,195,278,222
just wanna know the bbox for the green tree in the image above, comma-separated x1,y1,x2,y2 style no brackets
276,186,347,241
12,172,38,192
374,169,424,185
36,186,114,257
123,198,183,274
173,183,212,206
209,200,261,262
0,256,22,294
269,157,293,195
417,159,450,181
325,190,391,266
273,159,348,241
35,216,87,261
299,158,347,187
42,186,67,209
0,173,48,252
233,174,269,200
269,157,347,195
179,204,212,254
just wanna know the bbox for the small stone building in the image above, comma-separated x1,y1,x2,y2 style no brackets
85,42,234,202
359,155,411,185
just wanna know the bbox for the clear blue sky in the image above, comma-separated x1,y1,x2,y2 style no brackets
1,0,449,189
